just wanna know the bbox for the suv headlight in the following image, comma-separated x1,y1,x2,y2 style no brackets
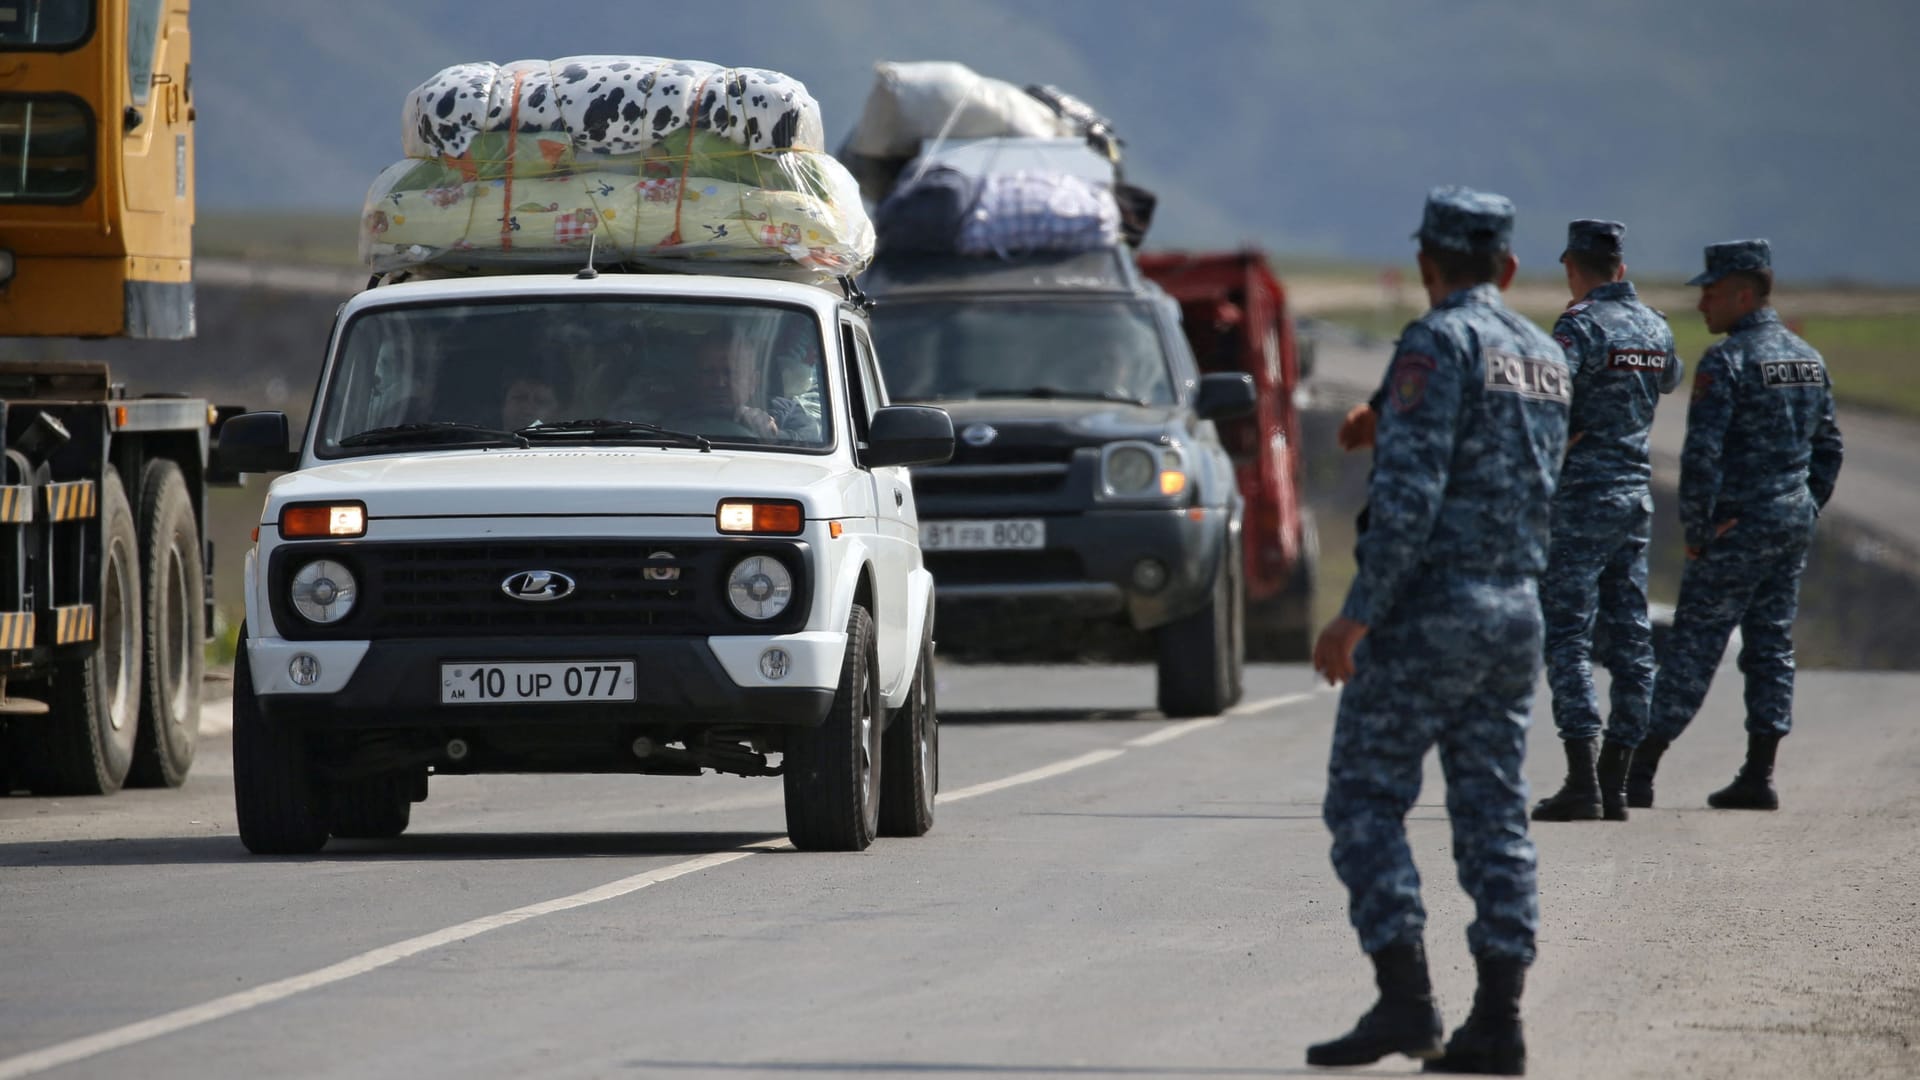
727,556,793,620
1100,442,1187,500
290,559,357,624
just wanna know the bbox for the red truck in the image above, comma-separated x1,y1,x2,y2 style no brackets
1137,251,1317,659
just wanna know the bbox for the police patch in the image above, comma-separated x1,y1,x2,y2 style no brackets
1484,349,1571,404
1554,333,1575,350
1607,348,1668,373
1759,358,1824,388
1692,370,1713,400
1391,352,1436,412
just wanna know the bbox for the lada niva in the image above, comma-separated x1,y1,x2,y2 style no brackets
216,270,953,854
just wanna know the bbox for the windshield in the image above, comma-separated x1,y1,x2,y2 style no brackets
316,298,832,458
869,299,1175,406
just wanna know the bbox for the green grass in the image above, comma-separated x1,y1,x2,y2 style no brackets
1313,306,1920,421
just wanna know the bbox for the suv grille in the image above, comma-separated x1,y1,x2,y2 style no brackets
269,539,808,641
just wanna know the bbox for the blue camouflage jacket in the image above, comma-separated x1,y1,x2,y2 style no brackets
1551,281,1682,496
1341,283,1572,627
1680,308,1844,547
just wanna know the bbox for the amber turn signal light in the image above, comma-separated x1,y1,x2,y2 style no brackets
280,502,367,539
717,499,805,535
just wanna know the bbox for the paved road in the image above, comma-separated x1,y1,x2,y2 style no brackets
1305,324,1920,557
4,662,1915,1079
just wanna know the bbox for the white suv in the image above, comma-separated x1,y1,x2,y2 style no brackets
216,271,953,855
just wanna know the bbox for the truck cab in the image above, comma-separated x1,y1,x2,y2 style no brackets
217,270,953,854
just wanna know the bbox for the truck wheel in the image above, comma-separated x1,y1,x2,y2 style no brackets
128,461,204,788
878,633,938,838
329,772,412,839
232,627,329,854
28,471,143,795
1155,542,1246,718
1248,509,1318,662
784,604,882,851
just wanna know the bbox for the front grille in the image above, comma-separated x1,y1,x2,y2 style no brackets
946,442,1080,467
927,550,1087,587
270,539,808,641
912,464,1071,498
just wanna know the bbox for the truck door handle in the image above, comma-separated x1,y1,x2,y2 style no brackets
893,488,905,507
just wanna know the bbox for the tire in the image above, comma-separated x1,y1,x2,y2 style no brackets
784,604,883,851
128,461,204,788
329,772,412,839
1155,541,1246,719
1248,509,1318,662
232,626,330,854
878,632,938,838
26,471,143,795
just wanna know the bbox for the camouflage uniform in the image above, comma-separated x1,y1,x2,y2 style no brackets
1325,189,1568,965
1543,226,1684,749
1646,242,1843,750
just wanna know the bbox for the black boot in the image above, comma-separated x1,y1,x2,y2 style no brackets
1425,955,1527,1075
1597,739,1633,822
1306,940,1445,1067
1531,738,1602,821
1625,736,1668,809
1707,734,1780,810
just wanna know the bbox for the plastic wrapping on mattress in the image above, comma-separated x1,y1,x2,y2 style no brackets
361,57,872,282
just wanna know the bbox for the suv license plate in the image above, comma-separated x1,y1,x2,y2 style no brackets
921,519,1046,552
441,661,637,705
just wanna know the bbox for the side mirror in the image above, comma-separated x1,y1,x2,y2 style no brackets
864,405,954,469
1195,372,1257,421
213,411,298,475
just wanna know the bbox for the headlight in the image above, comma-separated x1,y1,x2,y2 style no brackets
727,556,793,621
290,559,357,624
1104,446,1157,495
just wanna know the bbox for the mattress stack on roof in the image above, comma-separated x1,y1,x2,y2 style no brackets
838,61,1151,259
359,56,874,283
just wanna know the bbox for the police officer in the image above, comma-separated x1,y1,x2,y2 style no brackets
1531,221,1682,824
1308,187,1568,1076
1629,240,1842,810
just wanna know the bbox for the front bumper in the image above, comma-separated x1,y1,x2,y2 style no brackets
925,506,1226,631
248,631,843,729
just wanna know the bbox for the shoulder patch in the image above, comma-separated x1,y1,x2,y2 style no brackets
1390,352,1437,413
1691,369,1713,400
1553,332,1575,350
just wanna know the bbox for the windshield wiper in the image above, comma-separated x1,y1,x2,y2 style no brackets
339,422,530,449
975,387,1151,407
516,418,712,453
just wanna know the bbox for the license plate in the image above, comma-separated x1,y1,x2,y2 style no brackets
920,518,1046,552
440,661,636,705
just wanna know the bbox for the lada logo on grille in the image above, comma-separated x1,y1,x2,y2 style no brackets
501,570,577,603
961,423,998,447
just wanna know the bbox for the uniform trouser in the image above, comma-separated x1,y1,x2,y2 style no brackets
1542,489,1655,746
1324,577,1541,963
1648,494,1816,744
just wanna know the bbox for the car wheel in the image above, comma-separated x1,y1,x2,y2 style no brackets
1154,542,1246,718
329,771,412,839
128,461,204,788
22,471,143,795
879,632,937,837
784,604,882,851
233,626,330,855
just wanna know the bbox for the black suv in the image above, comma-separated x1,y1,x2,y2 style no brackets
864,250,1254,717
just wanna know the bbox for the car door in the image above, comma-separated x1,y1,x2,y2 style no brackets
842,317,912,696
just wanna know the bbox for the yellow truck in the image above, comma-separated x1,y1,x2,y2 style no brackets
1,0,228,794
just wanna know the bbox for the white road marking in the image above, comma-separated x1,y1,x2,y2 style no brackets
1125,717,1224,747
0,842,784,1080
1,689,1319,1078
935,748,1126,804
1226,690,1321,716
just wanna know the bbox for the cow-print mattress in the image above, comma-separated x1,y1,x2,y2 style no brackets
404,56,824,160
